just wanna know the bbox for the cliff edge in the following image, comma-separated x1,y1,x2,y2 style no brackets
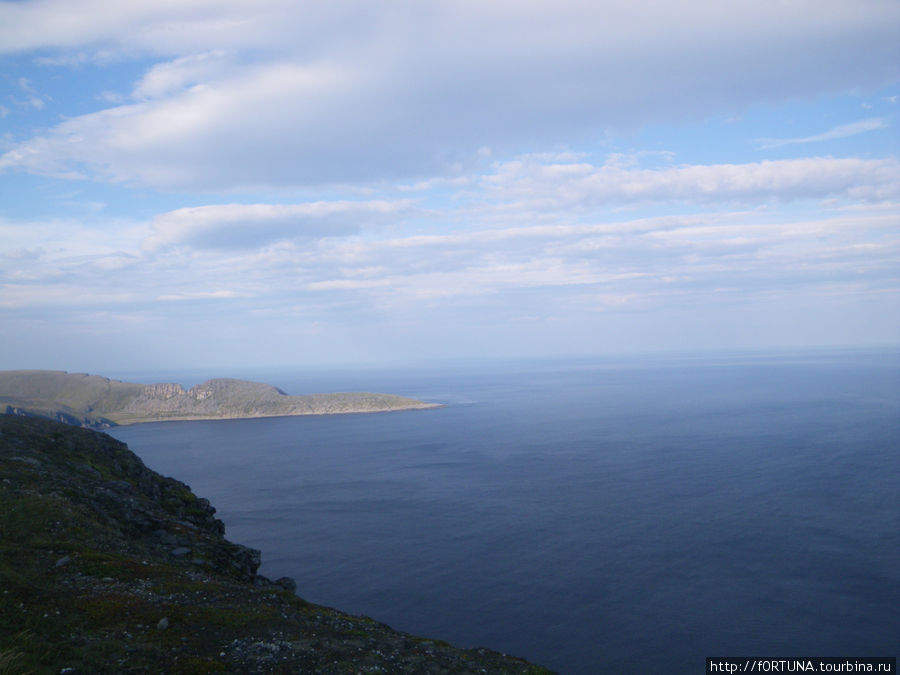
0,370,439,428
0,415,552,674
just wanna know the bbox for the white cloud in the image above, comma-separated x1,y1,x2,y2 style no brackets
2,198,897,363
156,290,249,301
17,78,37,94
754,117,890,149
10,77,46,110
479,156,900,210
0,60,369,188
1,0,898,363
0,0,281,54
132,50,233,100
142,200,412,251
287,210,900,307
0,215,143,259
1,0,897,190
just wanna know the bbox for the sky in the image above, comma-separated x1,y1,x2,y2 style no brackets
1,0,899,372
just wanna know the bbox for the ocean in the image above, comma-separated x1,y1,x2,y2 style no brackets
108,349,900,673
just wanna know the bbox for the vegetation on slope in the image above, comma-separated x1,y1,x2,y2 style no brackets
0,415,552,674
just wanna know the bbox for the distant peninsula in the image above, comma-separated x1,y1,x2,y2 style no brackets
0,370,439,428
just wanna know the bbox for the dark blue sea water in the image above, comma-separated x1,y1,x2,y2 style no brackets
109,350,900,673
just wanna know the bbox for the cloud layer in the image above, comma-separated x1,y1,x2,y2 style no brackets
4,154,897,318
2,0,898,189
480,156,900,210
142,200,411,251
0,0,897,367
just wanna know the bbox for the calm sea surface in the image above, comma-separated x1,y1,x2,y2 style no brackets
109,350,900,673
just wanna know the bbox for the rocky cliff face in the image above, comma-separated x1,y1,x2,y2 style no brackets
143,382,187,399
0,415,551,674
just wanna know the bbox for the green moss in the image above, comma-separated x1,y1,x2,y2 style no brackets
189,602,283,629
78,593,154,625
179,657,228,674
407,635,452,649
76,551,153,581
0,494,57,543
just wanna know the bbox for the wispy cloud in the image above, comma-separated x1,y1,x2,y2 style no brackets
479,155,900,210
1,1,898,190
142,200,413,252
9,77,46,110
754,117,889,149
156,290,250,301
0,0,898,364
132,50,233,100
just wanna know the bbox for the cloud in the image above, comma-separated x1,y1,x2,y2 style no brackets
0,0,280,54
132,50,233,100
142,200,412,251
290,210,900,308
755,117,890,149
1,0,898,190
10,77,46,110
156,290,249,301
0,60,376,188
3,198,897,355
478,156,900,210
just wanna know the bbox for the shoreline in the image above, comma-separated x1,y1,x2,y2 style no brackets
103,401,445,426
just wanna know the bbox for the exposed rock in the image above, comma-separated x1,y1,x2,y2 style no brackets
10,455,40,466
274,576,297,594
152,529,178,545
0,415,552,674
143,382,186,399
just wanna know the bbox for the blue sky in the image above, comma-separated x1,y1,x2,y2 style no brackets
1,0,898,371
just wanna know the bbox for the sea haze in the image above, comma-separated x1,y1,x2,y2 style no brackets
108,350,900,673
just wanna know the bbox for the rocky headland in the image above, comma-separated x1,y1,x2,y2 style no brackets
0,370,439,428
0,414,552,674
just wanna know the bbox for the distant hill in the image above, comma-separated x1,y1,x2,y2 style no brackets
0,370,439,428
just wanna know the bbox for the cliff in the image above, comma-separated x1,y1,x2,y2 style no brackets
0,415,552,674
0,370,439,428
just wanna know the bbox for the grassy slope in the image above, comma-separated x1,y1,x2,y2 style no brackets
0,415,552,674
0,370,143,423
